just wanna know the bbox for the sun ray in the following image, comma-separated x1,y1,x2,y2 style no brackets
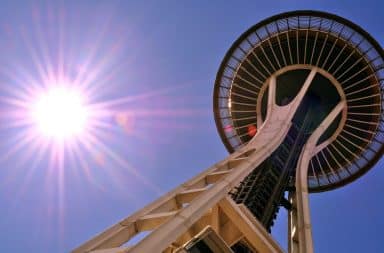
83,128,163,194
0,5,217,247
6,134,50,209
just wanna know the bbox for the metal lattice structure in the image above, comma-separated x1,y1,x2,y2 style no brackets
73,10,383,253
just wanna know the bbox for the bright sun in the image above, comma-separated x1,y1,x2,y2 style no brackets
31,85,89,140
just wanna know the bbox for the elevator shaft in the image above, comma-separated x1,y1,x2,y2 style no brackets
230,94,324,232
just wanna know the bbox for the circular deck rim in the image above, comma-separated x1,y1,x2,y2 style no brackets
213,10,384,192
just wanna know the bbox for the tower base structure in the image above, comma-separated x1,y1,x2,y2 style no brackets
73,68,345,253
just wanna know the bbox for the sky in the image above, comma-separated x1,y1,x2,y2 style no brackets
0,1,383,252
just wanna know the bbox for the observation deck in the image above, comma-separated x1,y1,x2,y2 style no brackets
214,10,384,192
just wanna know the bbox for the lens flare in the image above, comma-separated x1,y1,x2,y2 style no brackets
0,5,212,240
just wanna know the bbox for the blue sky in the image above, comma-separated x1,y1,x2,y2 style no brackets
0,1,383,252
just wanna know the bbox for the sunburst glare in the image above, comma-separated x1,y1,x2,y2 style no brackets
0,4,212,247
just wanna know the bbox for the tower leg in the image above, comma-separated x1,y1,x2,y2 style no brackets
73,68,326,253
288,101,345,253
288,191,299,253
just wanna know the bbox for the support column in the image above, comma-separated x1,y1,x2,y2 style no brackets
288,101,345,253
73,68,319,253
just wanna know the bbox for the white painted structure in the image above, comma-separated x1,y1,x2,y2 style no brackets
73,68,345,253
73,10,384,253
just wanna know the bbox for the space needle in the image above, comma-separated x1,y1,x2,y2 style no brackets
73,10,384,253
